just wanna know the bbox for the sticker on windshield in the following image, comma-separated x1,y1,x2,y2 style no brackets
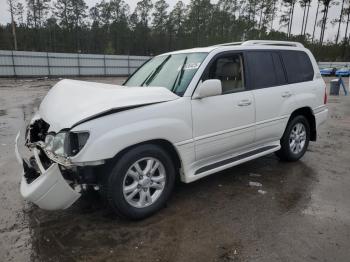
184,62,201,70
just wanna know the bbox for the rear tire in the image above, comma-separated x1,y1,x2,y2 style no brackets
103,144,175,220
276,115,310,162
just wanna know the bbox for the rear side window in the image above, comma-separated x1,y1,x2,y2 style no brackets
246,51,287,89
272,52,287,85
280,50,314,83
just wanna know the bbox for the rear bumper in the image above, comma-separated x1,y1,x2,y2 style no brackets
314,107,328,128
15,132,81,210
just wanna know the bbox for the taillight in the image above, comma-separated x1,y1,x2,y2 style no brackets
324,87,327,104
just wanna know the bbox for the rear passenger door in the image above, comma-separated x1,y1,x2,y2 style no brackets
279,50,319,109
246,50,294,144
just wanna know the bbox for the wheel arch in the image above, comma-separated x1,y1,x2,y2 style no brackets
288,107,316,141
109,139,183,175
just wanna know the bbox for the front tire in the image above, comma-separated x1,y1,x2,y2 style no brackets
276,115,310,162
103,144,175,220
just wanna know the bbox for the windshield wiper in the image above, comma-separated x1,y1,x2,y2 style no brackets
141,55,172,86
171,56,187,92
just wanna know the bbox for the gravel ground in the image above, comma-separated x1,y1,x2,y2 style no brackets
0,76,349,262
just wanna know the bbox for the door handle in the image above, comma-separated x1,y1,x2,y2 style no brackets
237,99,252,106
281,92,292,98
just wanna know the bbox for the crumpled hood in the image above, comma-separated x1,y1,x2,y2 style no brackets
39,79,179,131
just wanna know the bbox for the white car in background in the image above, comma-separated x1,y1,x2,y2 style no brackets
16,40,328,219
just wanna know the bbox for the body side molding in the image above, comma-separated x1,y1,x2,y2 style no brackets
194,145,278,175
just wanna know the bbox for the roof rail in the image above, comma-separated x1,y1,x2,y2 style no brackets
241,40,304,48
211,42,243,47
210,40,304,48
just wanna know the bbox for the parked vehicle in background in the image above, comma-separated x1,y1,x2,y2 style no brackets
335,67,350,77
320,67,337,76
16,40,328,220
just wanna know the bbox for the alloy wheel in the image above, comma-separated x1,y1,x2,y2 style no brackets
122,157,166,208
289,123,307,154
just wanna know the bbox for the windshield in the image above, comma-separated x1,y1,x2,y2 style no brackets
124,52,208,96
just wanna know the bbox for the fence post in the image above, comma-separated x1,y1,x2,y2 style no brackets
127,55,130,76
47,52,51,78
11,50,17,78
103,54,107,76
77,53,81,77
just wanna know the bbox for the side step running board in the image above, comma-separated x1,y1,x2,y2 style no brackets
194,145,278,175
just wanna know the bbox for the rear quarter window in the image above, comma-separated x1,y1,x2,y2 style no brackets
280,50,314,84
246,51,287,89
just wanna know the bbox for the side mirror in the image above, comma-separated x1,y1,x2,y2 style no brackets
194,79,222,99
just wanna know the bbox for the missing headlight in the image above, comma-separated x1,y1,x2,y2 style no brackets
28,119,50,143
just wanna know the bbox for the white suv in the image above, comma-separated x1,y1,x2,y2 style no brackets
16,40,328,219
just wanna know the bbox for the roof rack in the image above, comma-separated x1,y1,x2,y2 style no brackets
241,40,304,48
212,42,243,47
212,40,304,48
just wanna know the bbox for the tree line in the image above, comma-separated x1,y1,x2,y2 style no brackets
2,0,350,61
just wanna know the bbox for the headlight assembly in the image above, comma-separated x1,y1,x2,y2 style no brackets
44,131,89,157
44,133,55,151
52,132,68,156
44,131,69,157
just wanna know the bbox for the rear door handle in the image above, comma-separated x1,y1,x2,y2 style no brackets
281,91,292,98
237,99,252,106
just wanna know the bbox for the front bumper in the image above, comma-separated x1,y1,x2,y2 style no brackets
15,132,81,210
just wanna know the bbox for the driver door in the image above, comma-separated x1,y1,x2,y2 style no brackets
191,52,255,162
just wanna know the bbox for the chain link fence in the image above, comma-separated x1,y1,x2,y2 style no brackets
0,50,150,78
1,50,349,78
318,62,350,68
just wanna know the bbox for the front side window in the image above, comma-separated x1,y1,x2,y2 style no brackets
204,53,245,94
124,52,208,96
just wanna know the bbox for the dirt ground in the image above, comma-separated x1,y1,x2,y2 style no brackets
0,76,350,262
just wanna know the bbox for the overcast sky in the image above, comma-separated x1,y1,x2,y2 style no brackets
0,0,346,42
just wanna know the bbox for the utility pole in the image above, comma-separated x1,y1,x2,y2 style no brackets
8,0,18,50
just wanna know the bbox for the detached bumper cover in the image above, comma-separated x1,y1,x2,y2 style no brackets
15,132,81,210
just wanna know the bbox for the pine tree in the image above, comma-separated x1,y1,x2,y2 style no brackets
15,2,25,25
335,0,345,44
312,0,321,42
7,0,18,50
319,0,333,45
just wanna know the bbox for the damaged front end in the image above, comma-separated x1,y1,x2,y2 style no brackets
16,117,98,210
